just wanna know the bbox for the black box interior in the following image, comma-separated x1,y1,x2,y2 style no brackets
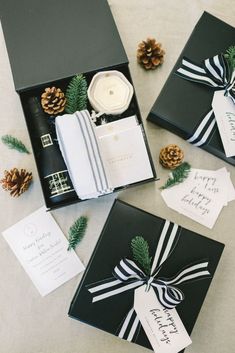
0,0,156,209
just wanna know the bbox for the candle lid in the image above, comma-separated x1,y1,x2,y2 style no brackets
88,71,134,115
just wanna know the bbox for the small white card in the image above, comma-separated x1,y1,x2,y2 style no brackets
2,207,85,296
96,115,138,137
134,286,192,353
161,167,235,229
98,125,153,188
212,90,235,157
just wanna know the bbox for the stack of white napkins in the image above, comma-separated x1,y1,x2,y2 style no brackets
56,112,153,199
161,167,235,229
56,110,113,199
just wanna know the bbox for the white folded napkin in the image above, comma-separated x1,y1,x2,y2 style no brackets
55,110,113,199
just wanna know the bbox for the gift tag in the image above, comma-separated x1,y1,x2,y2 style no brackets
134,286,192,353
212,90,235,157
161,168,231,229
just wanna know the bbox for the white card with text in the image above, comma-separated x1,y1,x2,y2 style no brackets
162,184,223,229
98,125,153,188
134,286,192,353
161,168,235,229
212,90,235,157
2,207,85,296
96,115,138,137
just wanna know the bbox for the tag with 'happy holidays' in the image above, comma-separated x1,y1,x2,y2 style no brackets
212,90,235,157
161,167,235,229
134,286,192,353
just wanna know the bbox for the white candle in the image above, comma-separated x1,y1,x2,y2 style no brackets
88,70,134,114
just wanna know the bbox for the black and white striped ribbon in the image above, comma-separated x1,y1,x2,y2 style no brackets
87,220,210,342
176,54,235,147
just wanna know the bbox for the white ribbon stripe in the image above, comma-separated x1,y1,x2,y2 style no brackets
176,53,235,148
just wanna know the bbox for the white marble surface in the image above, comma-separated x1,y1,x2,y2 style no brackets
0,1,235,352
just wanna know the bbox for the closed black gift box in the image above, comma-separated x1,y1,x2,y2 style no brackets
147,12,235,166
69,199,224,351
0,0,156,210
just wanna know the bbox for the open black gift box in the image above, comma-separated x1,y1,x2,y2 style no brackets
69,199,224,352
148,12,235,166
0,0,156,210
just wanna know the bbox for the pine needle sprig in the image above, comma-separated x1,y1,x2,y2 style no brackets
65,74,88,114
1,134,30,154
131,236,152,275
67,216,88,251
160,162,191,190
224,45,235,76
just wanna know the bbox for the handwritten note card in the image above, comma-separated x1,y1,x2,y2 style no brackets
134,286,192,353
2,207,85,296
212,90,235,157
161,167,235,229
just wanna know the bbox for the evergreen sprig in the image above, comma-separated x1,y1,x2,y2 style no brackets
65,74,87,114
67,216,88,251
131,236,152,275
224,45,235,76
1,134,30,154
160,162,191,190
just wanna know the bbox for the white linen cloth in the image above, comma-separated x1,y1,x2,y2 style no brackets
55,110,113,199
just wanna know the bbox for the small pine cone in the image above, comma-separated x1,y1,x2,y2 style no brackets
41,87,66,115
0,168,33,197
159,144,184,169
137,38,165,70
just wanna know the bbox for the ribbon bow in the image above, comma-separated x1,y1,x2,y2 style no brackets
176,53,235,147
87,220,210,342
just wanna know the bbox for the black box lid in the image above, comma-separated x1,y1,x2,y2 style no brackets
0,0,128,92
147,12,235,165
69,199,224,351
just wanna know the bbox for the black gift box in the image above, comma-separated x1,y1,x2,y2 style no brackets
69,199,224,351
147,12,235,166
0,0,156,210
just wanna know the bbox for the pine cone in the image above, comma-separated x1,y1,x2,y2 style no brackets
41,87,66,115
137,38,165,70
0,168,33,197
159,144,184,169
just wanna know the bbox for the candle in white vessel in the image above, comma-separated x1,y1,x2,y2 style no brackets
88,70,134,115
